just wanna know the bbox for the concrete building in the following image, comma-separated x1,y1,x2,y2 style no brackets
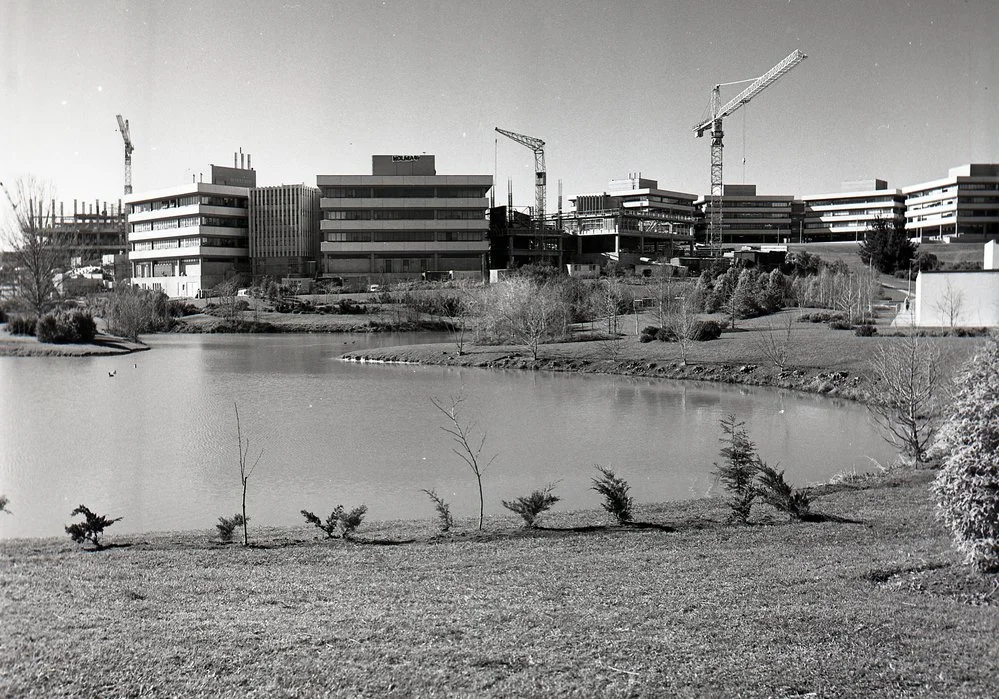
126,162,255,298
565,176,696,267
800,179,905,242
695,184,794,245
915,240,999,327
248,184,321,280
317,155,492,284
488,206,565,270
903,164,999,242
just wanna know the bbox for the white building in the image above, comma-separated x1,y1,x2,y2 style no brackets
903,164,999,242
126,164,255,298
800,179,905,242
695,184,795,245
915,241,999,328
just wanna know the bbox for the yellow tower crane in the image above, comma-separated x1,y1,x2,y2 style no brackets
694,50,807,248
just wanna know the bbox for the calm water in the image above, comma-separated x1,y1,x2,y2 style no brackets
0,333,894,539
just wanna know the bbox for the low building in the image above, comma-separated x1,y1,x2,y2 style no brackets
248,184,321,280
317,155,492,284
695,184,795,245
904,164,999,242
126,162,255,298
488,206,564,270
915,240,999,327
800,179,905,242
565,176,696,268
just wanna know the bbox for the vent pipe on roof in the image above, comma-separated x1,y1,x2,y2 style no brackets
247,154,251,170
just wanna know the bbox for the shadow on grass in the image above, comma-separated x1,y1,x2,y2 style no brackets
83,542,134,553
800,512,865,525
352,537,417,546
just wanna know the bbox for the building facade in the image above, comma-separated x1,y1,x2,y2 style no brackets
565,176,696,265
317,155,492,284
800,179,905,242
248,184,321,280
126,164,255,298
903,164,999,241
695,184,795,245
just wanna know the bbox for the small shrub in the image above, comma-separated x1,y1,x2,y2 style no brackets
35,310,96,344
421,488,453,533
827,319,852,331
216,513,247,542
65,504,122,550
639,325,661,343
302,504,368,540
689,319,723,341
502,483,560,528
854,324,878,337
591,466,633,524
0,494,10,514
755,462,811,520
7,314,37,335
713,415,759,524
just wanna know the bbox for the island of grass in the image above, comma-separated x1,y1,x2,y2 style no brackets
1,469,996,696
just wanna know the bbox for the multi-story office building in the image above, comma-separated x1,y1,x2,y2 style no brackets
695,184,794,245
903,164,999,241
317,155,492,283
565,176,696,262
248,184,321,280
126,163,255,298
800,179,905,242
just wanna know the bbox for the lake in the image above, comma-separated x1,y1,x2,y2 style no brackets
0,333,895,539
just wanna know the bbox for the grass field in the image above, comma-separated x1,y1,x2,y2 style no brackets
1,470,996,697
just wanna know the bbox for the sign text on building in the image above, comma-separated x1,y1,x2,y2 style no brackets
391,155,422,162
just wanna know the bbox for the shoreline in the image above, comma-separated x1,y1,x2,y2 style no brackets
0,332,150,357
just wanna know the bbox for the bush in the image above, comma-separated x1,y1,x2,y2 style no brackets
7,314,37,336
502,483,560,528
335,299,367,315
639,325,675,343
828,319,852,331
591,466,633,524
35,310,96,344
65,504,122,550
0,494,9,514
689,319,723,341
421,489,453,533
854,324,878,337
755,462,811,520
302,505,368,540
932,335,999,572
797,312,846,324
216,513,247,542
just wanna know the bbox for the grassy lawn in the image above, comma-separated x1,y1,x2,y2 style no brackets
1,470,996,696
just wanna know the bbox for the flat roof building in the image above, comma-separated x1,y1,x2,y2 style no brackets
248,184,321,280
903,164,999,242
800,179,905,242
317,155,492,283
126,162,255,298
695,184,795,245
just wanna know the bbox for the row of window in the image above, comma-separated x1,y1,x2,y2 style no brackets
132,216,247,232
132,237,249,251
320,186,489,199
130,194,247,214
324,231,485,243
323,209,485,221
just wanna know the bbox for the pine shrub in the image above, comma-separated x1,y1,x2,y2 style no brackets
421,489,453,533
713,415,759,524
502,483,560,528
932,335,999,572
854,324,878,337
8,314,37,336
302,504,368,540
65,504,121,550
755,462,811,520
216,513,247,542
591,466,633,524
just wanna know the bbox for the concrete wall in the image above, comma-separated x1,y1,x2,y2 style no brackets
915,270,999,327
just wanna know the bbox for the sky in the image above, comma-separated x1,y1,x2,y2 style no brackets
1,0,997,215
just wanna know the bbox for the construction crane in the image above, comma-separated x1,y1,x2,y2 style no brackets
116,114,134,195
693,49,806,248
495,127,546,232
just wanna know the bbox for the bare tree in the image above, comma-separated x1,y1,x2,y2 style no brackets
754,314,795,372
431,391,496,530
215,277,243,324
867,335,948,462
667,294,700,366
933,279,964,328
234,402,263,546
482,278,568,360
1,177,76,315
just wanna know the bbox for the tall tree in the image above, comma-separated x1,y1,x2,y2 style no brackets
859,216,915,274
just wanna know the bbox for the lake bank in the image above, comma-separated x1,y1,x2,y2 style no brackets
1,469,995,696
0,331,149,357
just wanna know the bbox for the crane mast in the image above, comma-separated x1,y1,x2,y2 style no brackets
116,114,134,195
693,49,806,248
495,127,546,233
